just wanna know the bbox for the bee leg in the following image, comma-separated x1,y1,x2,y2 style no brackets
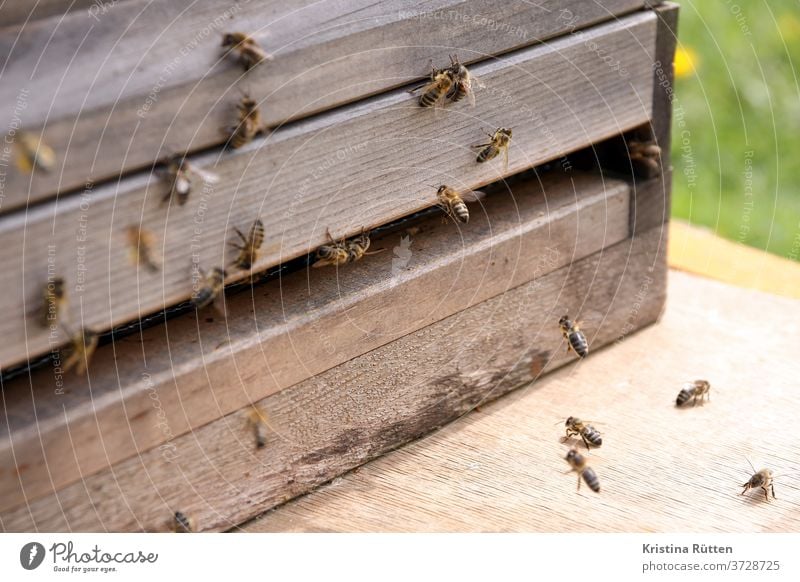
576,474,582,491
740,484,749,496
581,434,591,450
471,143,491,149
771,484,776,499
762,486,770,502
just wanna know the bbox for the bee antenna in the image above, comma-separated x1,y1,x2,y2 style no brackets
553,419,566,426
745,456,756,474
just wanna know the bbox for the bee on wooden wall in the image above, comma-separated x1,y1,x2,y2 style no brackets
40,277,66,329
741,459,775,502
411,62,455,108
435,185,485,224
312,229,382,268
676,380,711,407
565,447,600,493
160,155,219,206
561,416,602,449
127,226,161,273
221,32,271,71
247,406,270,449
228,95,265,149
191,267,227,310
559,315,588,359
14,131,56,173
230,219,265,270
446,54,480,106
628,138,662,178
345,229,382,263
473,127,512,171
173,511,196,533
61,328,99,375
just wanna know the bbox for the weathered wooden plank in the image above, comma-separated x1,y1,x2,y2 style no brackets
242,271,800,533
0,1,97,28
0,224,666,532
0,171,631,514
0,0,646,210
0,13,657,369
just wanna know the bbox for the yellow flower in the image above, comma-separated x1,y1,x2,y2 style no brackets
674,46,698,78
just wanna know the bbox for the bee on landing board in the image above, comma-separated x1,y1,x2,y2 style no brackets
565,447,600,493
247,406,270,449
312,229,383,268
61,328,99,375
221,32,271,71
230,219,265,271
127,226,161,273
173,511,196,533
628,139,662,178
741,459,775,502
227,95,265,149
191,267,227,310
559,315,588,359
561,417,602,449
160,155,219,206
473,127,512,171
676,380,711,407
14,131,56,174
435,185,485,224
446,54,481,106
40,277,66,329
411,62,455,108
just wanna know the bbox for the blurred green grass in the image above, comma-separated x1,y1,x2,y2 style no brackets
671,1,800,261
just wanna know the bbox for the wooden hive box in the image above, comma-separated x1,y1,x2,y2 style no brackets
0,0,677,531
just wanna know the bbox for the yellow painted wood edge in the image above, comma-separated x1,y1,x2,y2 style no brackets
668,220,800,299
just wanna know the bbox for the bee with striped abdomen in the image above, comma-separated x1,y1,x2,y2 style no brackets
191,267,227,310
411,62,455,108
565,447,600,493
436,185,485,224
313,229,382,268
676,380,711,407
446,54,480,106
741,459,775,502
562,417,602,449
221,32,271,71
473,127,512,171
227,95,265,149
160,155,219,206
230,219,265,271
559,315,588,359
14,131,56,174
61,328,99,375
40,277,66,329
173,511,196,533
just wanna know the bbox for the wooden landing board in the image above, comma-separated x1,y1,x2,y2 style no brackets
243,271,800,533
0,224,666,532
0,171,631,514
0,0,646,210
0,12,658,369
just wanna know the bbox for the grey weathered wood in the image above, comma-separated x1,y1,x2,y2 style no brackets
0,224,666,532
0,0,646,211
0,171,631,514
0,13,657,369
0,0,97,27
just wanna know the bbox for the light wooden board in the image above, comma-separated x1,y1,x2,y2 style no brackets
0,0,646,209
0,171,632,514
0,224,666,532
0,1,97,27
243,270,800,533
0,13,658,369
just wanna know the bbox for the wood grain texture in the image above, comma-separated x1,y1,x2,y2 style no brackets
0,0,646,210
0,223,666,532
0,171,631,514
0,13,658,369
243,271,800,533
0,1,97,28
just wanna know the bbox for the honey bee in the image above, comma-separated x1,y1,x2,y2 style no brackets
565,447,600,493
559,315,588,359
741,459,775,502
411,62,455,108
676,380,711,407
14,131,56,173
247,406,269,449
127,226,160,273
435,185,485,224
173,511,196,533
628,139,662,178
221,32,271,71
61,328,99,375
446,55,480,106
228,95,265,149
561,417,602,449
473,127,512,171
40,277,66,328
230,219,265,270
160,155,219,206
191,267,227,309
312,229,382,268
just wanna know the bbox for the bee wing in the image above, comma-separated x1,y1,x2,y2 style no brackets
503,145,509,173
460,190,486,204
212,290,228,316
193,168,220,184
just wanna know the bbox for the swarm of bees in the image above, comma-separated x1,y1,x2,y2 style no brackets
221,32,271,71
